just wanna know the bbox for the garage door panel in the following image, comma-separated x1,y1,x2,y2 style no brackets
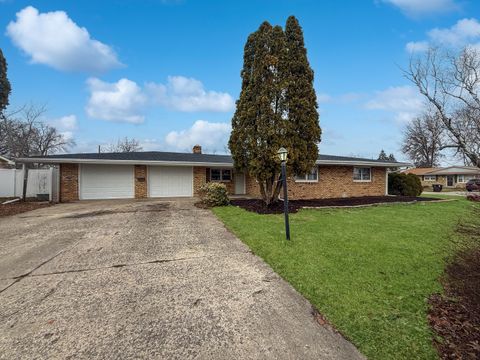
80,165,134,200
149,166,193,197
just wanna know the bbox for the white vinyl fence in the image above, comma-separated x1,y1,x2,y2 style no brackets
0,168,59,201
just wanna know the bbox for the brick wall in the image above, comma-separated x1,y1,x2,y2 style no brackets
134,165,147,198
244,165,387,200
60,163,79,202
193,167,207,196
201,167,238,195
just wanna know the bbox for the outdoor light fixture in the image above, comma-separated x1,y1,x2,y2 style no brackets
277,147,288,162
277,147,290,240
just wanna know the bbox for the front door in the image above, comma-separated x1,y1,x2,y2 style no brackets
447,175,455,187
234,172,245,195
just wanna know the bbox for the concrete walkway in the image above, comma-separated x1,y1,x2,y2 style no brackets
0,199,363,359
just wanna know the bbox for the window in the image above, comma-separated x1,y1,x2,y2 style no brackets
295,167,318,182
353,167,371,182
210,168,231,182
458,175,475,183
424,175,436,181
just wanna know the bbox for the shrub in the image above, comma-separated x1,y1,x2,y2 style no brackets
388,173,423,197
467,193,480,202
198,182,229,207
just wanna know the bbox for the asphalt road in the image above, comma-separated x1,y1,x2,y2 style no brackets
0,199,364,359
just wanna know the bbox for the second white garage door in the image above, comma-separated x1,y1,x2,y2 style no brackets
80,164,134,200
148,166,193,197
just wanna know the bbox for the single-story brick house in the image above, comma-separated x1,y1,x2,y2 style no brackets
18,145,408,202
403,166,480,189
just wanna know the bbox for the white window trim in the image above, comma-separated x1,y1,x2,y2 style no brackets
210,168,232,182
424,175,436,181
353,167,372,182
294,167,319,183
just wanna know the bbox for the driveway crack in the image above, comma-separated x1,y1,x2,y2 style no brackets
1,255,208,282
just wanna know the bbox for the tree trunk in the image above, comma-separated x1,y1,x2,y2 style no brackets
258,174,283,206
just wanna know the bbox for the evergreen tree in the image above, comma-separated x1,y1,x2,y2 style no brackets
283,16,321,176
388,153,396,162
0,48,11,114
229,17,321,206
378,149,389,161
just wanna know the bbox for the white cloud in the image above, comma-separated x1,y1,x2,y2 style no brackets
317,93,333,103
365,85,424,122
428,18,480,46
55,115,77,131
147,76,235,112
406,18,480,52
165,120,231,153
380,0,459,17
48,114,78,143
6,6,122,72
406,41,429,53
86,78,147,123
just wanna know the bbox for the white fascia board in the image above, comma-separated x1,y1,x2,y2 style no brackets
15,157,234,168
316,160,411,167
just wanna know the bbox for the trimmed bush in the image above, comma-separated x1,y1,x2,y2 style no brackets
467,193,480,202
388,173,423,197
198,182,229,207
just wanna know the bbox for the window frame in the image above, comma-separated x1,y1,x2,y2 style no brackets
210,168,232,182
424,175,437,181
294,167,319,183
353,167,372,182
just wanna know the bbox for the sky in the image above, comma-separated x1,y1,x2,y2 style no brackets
1,0,480,162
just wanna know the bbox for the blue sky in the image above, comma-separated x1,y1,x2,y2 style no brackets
1,0,479,161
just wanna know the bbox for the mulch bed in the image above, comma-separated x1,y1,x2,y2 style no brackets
0,201,51,218
428,211,480,360
428,248,480,359
230,196,441,214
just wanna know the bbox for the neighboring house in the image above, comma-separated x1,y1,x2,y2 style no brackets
18,145,408,202
403,166,480,189
0,155,15,169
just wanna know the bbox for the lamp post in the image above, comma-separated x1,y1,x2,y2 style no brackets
277,147,290,240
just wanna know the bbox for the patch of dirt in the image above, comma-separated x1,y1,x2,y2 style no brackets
428,216,480,359
0,201,51,218
194,201,211,209
230,196,441,214
64,203,170,219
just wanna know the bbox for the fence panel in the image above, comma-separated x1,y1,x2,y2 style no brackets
0,169,16,197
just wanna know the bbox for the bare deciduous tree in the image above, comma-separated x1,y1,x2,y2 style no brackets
104,137,142,153
401,110,444,167
0,104,74,157
405,46,480,167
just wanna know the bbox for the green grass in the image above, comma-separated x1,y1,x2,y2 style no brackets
213,199,479,359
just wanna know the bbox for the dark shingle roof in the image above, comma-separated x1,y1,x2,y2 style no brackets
28,151,232,163
26,151,406,165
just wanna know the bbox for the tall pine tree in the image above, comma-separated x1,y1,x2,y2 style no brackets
378,149,388,161
229,17,321,205
0,48,11,114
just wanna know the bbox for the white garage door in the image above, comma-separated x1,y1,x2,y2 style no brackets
149,166,193,197
80,164,134,200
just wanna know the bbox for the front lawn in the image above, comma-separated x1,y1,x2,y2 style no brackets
213,199,479,359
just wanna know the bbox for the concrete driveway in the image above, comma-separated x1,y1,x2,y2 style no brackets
0,199,363,359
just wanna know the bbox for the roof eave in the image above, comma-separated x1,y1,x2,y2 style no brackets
316,160,411,167
16,157,411,168
15,157,234,167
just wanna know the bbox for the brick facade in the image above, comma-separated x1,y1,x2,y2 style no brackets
134,165,147,198
60,163,79,202
243,165,387,200
58,163,388,202
193,167,207,196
